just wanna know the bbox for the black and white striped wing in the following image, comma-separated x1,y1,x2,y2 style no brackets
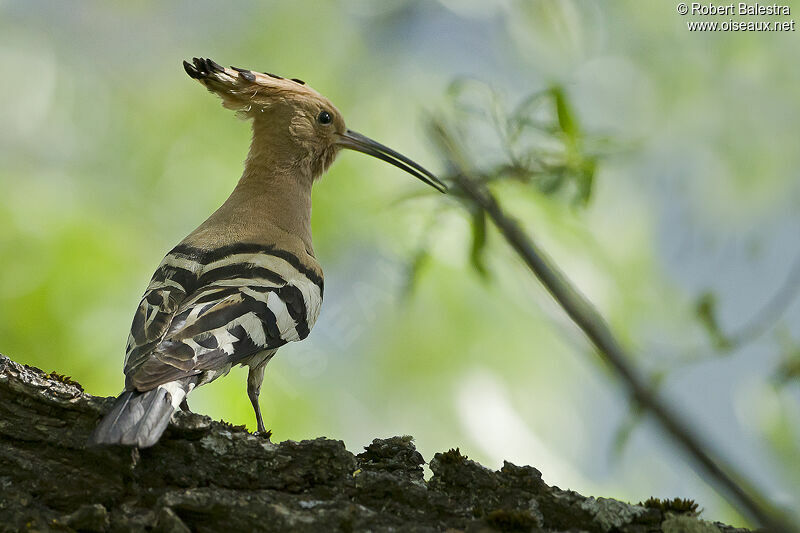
123,245,323,391
123,253,199,379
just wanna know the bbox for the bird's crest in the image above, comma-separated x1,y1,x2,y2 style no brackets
183,57,325,117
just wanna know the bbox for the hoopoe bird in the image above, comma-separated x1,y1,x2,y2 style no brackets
89,58,445,447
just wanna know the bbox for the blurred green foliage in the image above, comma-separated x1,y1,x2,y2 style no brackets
1,1,799,527
406,80,612,286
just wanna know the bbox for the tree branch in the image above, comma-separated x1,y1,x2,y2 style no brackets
445,169,796,533
0,353,752,533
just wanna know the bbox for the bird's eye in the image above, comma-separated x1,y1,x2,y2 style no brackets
317,110,332,125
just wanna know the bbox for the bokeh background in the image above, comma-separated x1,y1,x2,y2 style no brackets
1,0,798,526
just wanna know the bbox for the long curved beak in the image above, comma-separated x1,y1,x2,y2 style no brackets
336,130,447,193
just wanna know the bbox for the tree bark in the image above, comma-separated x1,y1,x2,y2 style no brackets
0,354,749,533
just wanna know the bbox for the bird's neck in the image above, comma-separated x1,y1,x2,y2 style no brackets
225,126,315,253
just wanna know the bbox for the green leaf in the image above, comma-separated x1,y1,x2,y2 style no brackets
610,403,643,461
695,292,733,352
469,209,489,279
551,86,579,140
404,247,431,298
773,334,800,385
575,157,596,206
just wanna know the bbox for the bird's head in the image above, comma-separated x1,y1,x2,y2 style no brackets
183,57,446,192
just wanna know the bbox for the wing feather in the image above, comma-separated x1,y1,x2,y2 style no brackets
123,245,322,392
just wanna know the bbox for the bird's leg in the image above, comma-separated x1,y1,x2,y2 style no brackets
248,386,265,434
247,362,270,437
179,399,191,412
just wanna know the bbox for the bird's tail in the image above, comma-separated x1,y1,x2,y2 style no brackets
87,377,196,448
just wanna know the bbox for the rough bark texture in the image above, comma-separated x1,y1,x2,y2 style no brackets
0,354,749,533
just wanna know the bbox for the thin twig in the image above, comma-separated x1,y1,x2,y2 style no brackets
451,172,795,532
429,109,795,529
